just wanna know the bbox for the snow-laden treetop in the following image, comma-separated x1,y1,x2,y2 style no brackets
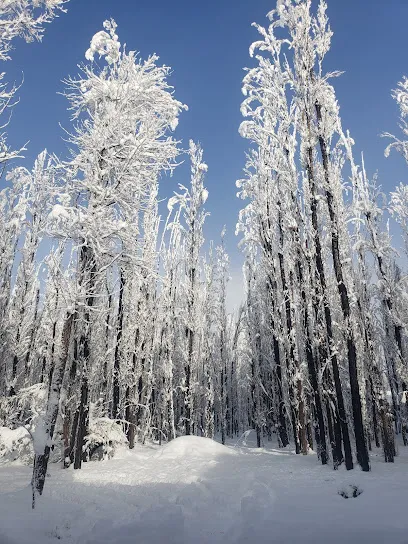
85,19,121,65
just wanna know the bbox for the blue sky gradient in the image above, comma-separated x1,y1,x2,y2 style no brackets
2,0,408,305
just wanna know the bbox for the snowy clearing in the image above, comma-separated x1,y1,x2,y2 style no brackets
1,434,408,544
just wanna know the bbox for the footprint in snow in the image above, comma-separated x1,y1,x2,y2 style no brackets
338,485,363,499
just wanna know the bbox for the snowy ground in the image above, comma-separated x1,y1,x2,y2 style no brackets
1,433,408,544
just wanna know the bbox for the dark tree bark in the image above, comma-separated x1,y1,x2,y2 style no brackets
31,312,74,507
276,206,306,454
267,275,289,448
70,244,96,470
73,372,89,469
112,270,125,420
304,132,353,470
315,101,370,472
297,257,328,464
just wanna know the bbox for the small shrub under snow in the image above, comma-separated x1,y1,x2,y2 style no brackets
0,383,47,429
0,426,33,464
84,417,128,461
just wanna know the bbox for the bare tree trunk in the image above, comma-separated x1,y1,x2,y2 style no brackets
297,259,327,463
31,313,74,507
277,208,305,454
305,136,352,470
267,275,289,448
113,270,125,419
73,371,89,469
70,244,96,470
315,102,369,472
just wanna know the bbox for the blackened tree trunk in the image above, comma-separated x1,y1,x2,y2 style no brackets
24,287,40,378
373,365,395,462
220,364,226,445
125,350,138,450
112,270,125,419
373,247,406,439
266,271,289,447
31,312,74,507
63,337,79,467
40,288,59,385
250,343,262,449
305,136,353,470
316,102,369,472
101,287,112,408
73,372,89,469
185,309,193,435
70,244,96,470
277,207,306,455
297,259,328,464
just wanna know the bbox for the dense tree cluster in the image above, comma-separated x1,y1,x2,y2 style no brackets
0,0,407,507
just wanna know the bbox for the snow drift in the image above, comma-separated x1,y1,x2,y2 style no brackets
156,435,237,460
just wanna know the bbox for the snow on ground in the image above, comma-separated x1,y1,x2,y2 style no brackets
0,432,408,544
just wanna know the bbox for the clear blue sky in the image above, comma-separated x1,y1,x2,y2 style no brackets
3,0,408,304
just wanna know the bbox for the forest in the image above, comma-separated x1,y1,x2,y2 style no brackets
0,0,407,521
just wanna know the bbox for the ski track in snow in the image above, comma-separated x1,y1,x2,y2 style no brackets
1,434,408,544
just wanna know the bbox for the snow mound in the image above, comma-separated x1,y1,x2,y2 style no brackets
157,436,236,460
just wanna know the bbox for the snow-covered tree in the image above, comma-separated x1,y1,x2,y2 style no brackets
0,0,68,61
238,0,372,471
6,151,55,396
0,1,68,165
167,140,209,435
385,77,408,164
31,18,187,499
